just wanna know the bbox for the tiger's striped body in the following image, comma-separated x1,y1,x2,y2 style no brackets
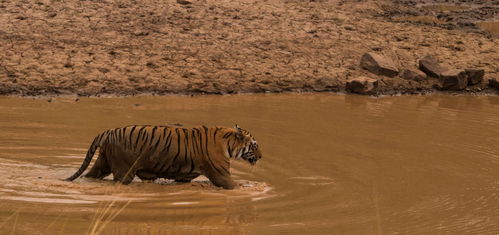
65,125,262,189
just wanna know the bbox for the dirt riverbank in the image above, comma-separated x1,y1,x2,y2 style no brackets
0,0,497,96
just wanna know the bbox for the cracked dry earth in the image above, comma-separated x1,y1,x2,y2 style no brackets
0,0,497,96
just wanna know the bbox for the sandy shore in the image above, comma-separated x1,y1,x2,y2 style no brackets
0,0,497,96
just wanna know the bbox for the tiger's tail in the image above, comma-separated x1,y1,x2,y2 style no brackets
64,131,109,181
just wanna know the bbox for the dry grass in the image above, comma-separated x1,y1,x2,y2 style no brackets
86,155,143,235
87,200,132,235
372,182,383,235
0,209,21,234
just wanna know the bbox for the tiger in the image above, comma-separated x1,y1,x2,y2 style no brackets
64,125,262,189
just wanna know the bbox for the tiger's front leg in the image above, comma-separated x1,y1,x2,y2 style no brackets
201,152,237,189
203,166,237,189
208,174,237,189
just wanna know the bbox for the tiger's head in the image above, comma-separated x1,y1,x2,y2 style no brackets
230,125,262,165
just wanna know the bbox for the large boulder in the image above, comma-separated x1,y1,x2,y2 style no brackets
346,77,378,95
401,69,426,81
465,69,485,85
418,55,448,78
360,53,399,77
440,69,468,90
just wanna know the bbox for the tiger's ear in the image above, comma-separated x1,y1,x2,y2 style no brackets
234,125,244,141
235,132,245,141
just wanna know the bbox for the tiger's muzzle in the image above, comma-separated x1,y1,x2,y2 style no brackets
242,149,262,165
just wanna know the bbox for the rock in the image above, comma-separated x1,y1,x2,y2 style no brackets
418,55,448,78
176,0,192,5
401,69,426,81
465,69,485,85
346,77,378,95
489,78,499,90
133,30,149,36
344,26,355,31
360,53,399,77
440,69,468,90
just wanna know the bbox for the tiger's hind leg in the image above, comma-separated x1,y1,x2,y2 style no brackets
112,166,138,185
106,144,142,185
85,152,111,179
174,174,200,183
136,170,158,182
112,169,136,185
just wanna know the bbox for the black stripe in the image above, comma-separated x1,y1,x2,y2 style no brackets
227,143,233,158
114,128,119,142
158,129,173,173
183,128,189,165
129,126,137,150
163,129,178,173
134,126,147,151
150,126,158,146
207,153,228,176
115,128,120,141
106,130,112,143
141,127,149,141
171,128,181,164
195,128,202,156
116,128,121,142
161,128,173,154
133,127,143,151
223,132,232,139
202,126,209,155
152,127,163,150
96,131,107,145
98,131,108,148
191,129,199,156
119,128,123,139
227,139,233,154
139,130,150,153
110,129,116,143
160,128,179,173
188,129,196,173
121,126,127,140
113,128,121,141
213,127,219,143
175,129,188,174
125,127,131,150
142,128,149,141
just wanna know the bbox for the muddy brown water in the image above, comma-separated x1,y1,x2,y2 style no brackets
1,94,499,234
476,21,499,36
